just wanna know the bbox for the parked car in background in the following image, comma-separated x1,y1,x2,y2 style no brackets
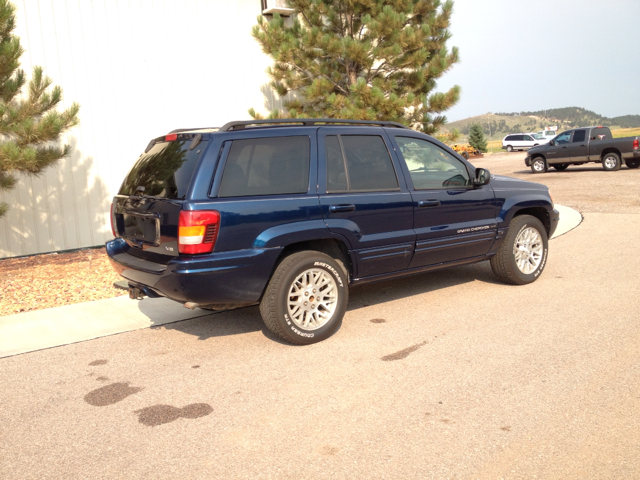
502,133,545,152
525,126,640,173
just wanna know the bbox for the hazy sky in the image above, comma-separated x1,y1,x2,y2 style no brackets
436,0,640,121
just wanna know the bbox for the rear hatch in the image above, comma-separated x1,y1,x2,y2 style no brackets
112,133,207,264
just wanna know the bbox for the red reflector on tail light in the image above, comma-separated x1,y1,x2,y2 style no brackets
165,133,178,141
178,210,220,254
633,138,639,150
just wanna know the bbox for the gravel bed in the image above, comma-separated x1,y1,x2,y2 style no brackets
0,247,125,317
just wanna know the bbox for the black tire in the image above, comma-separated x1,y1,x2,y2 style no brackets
259,251,348,345
530,156,547,173
552,164,569,171
506,145,513,152
490,215,549,286
626,159,640,169
602,152,621,171
461,151,469,159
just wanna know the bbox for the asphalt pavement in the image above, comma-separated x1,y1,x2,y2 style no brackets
1,156,638,479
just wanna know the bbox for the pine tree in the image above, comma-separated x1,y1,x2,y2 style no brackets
0,0,80,218
468,123,487,152
251,0,460,134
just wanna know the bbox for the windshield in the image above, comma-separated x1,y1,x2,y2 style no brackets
532,134,544,140
119,137,206,199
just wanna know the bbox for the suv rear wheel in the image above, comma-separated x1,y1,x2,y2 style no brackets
490,215,548,285
260,251,348,345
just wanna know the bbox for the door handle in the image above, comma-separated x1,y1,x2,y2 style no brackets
329,204,356,213
418,200,441,208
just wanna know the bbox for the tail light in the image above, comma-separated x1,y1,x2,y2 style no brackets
110,202,117,237
178,210,220,254
633,138,639,150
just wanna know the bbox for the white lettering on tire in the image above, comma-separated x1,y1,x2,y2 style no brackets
313,262,344,287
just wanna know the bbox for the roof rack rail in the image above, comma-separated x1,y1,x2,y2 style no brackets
168,127,219,133
218,118,410,131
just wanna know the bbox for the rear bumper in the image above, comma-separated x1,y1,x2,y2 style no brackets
106,238,282,306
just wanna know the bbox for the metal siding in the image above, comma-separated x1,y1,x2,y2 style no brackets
0,0,284,258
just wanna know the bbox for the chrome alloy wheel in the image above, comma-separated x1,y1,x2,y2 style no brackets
532,158,545,172
513,227,543,274
287,268,338,330
603,155,617,169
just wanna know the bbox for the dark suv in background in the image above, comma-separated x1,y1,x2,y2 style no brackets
107,119,559,344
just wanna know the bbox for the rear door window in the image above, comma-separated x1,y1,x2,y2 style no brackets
119,135,205,199
572,129,586,143
218,136,310,197
325,135,399,192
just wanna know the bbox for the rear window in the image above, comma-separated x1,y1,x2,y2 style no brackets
590,128,612,140
119,137,204,199
218,136,310,197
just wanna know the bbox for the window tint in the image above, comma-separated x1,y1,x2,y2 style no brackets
505,135,516,141
524,135,534,141
590,128,611,140
325,136,347,192
554,131,572,144
573,129,586,143
325,135,399,192
218,136,310,197
396,137,471,189
119,137,204,199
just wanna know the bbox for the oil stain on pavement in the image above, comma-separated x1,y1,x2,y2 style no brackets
381,341,427,361
134,403,213,427
84,382,144,406
369,318,386,323
88,359,108,366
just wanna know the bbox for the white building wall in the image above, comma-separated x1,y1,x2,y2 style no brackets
0,0,284,258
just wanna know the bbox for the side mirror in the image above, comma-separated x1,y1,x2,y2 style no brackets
473,168,490,187
549,140,555,146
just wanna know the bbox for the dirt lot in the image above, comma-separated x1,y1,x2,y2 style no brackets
473,151,640,214
1,151,637,317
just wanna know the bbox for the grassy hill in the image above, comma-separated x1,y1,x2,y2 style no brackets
444,107,640,141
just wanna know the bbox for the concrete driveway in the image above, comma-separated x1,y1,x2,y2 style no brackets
1,153,638,479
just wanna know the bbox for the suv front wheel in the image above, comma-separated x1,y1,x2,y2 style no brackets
490,215,549,285
260,251,348,345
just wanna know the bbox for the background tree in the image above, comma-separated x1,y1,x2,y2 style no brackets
0,0,80,218
251,0,461,134
468,123,487,152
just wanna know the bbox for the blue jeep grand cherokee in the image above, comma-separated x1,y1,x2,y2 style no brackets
107,119,559,344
